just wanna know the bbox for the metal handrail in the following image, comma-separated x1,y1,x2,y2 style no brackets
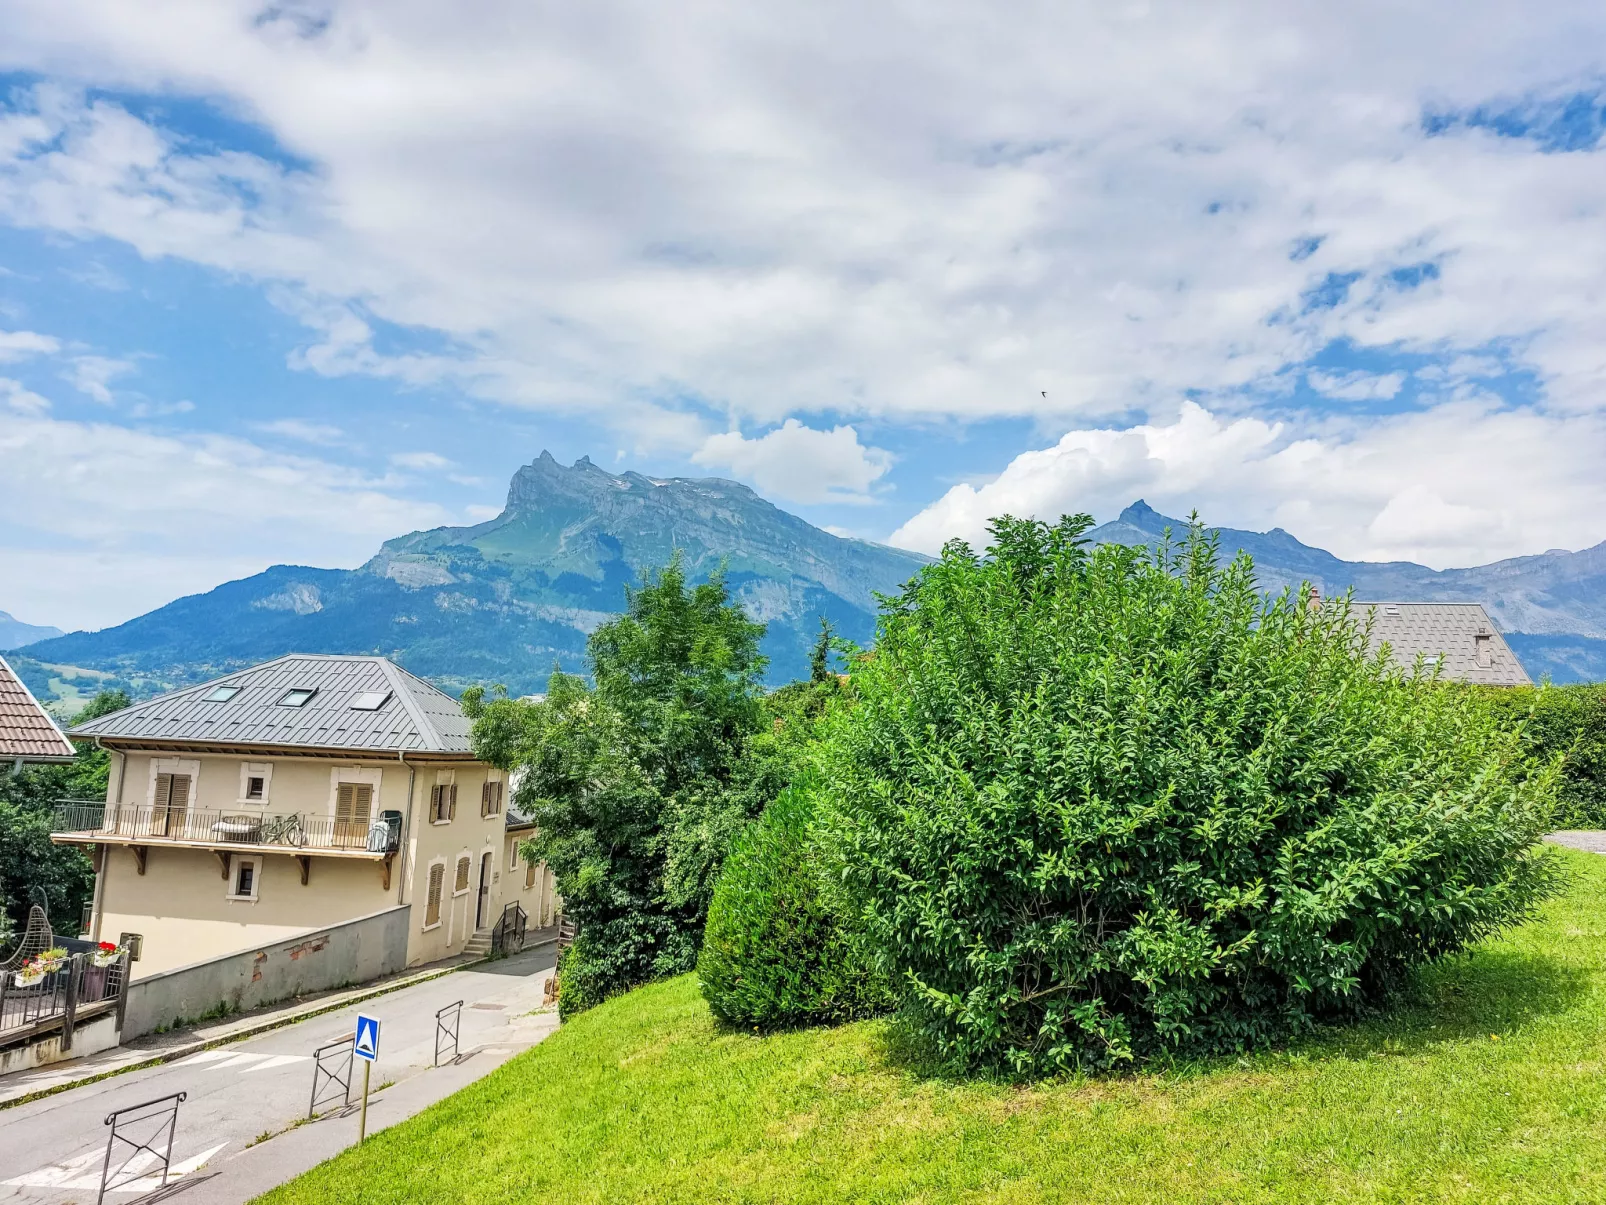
51,802,401,855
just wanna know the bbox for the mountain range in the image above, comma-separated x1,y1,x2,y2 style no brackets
9,457,1606,702
0,610,63,651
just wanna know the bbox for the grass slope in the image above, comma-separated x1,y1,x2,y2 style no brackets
264,847,1606,1204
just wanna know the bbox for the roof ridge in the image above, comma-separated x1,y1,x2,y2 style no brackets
376,659,446,749
0,653,75,757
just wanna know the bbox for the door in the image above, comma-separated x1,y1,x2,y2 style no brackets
476,852,493,929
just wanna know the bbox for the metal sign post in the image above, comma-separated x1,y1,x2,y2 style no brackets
353,1013,381,1142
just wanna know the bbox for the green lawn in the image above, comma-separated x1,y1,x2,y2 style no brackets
263,846,1606,1205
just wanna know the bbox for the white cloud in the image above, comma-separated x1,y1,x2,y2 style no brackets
693,419,892,503
1307,369,1406,401
0,328,59,362
890,399,1606,569
390,450,453,470
0,377,50,414
253,418,345,445
64,354,136,403
0,409,452,629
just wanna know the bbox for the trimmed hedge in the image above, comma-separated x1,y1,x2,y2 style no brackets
698,786,891,1028
1483,684,1606,828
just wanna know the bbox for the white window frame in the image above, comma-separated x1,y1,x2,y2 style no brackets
327,766,383,821
227,855,262,902
147,758,200,807
422,857,447,931
239,762,273,806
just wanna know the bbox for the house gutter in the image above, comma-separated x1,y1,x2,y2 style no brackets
396,751,416,906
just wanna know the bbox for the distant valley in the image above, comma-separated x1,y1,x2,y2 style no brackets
9,460,1606,709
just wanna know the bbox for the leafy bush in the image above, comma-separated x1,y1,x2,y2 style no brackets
818,515,1562,1075
1483,684,1606,828
699,785,891,1028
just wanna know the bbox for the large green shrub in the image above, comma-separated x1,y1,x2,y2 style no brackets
818,515,1562,1075
1483,684,1606,828
699,785,891,1028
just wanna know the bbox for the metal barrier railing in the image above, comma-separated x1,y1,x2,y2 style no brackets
434,1000,463,1066
98,1092,185,1205
1,950,128,1047
491,901,528,956
308,1035,355,1119
51,802,401,855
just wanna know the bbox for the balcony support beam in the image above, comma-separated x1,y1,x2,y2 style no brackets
131,845,147,876
297,855,311,886
380,853,393,892
214,850,231,880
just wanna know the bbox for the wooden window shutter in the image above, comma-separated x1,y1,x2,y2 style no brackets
448,784,458,821
426,864,444,926
525,858,536,889
494,782,503,814
336,783,357,824
153,773,173,809
429,784,442,822
455,856,470,892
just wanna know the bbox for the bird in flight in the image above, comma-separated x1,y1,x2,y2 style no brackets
1041,391,1047,398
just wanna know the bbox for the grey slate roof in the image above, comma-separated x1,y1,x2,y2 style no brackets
0,654,76,763
70,654,475,754
1348,602,1531,686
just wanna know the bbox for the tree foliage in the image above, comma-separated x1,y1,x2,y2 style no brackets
465,558,783,1014
0,689,129,940
816,516,1561,1075
1482,683,1606,828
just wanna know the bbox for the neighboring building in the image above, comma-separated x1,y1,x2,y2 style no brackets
0,653,76,771
51,655,558,978
1347,602,1531,686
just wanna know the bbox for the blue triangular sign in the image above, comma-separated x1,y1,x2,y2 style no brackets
354,1014,381,1062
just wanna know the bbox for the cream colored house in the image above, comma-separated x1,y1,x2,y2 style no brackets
52,655,558,979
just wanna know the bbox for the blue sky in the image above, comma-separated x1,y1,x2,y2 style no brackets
3,2,1606,631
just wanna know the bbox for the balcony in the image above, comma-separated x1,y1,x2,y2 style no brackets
51,801,402,886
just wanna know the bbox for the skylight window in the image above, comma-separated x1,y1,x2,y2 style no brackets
204,685,242,702
278,688,318,708
350,690,391,711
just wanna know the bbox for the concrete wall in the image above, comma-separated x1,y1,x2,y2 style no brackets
100,845,397,979
0,1010,121,1076
121,904,410,1041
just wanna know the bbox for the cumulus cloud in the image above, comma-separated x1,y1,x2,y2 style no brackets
390,450,453,470
0,328,60,361
693,420,892,503
0,408,453,628
254,418,345,445
0,377,50,414
1307,369,1407,401
64,354,136,403
890,399,1606,569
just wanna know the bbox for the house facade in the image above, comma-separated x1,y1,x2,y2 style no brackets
52,655,558,979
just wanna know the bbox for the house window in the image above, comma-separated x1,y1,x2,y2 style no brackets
228,857,262,902
241,762,272,804
525,859,537,890
454,855,471,894
153,773,193,838
278,687,317,707
246,776,265,800
425,863,445,928
430,783,458,823
336,783,374,847
481,781,503,817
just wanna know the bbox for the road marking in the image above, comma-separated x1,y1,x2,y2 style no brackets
176,1049,238,1065
3,1142,228,1191
241,1054,310,1073
209,1052,274,1070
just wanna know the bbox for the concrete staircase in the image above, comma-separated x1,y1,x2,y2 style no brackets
461,927,493,958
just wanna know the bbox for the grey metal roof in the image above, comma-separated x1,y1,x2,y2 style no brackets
70,655,476,754
1348,602,1531,686
0,654,76,763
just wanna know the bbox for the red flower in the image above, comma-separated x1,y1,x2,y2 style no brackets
99,942,117,952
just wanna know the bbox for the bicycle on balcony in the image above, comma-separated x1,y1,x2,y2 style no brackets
259,812,308,848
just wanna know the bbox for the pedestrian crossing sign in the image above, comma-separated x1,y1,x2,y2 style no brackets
354,1014,381,1062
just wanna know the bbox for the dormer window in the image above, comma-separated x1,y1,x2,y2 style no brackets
204,685,242,702
279,688,318,708
350,691,391,711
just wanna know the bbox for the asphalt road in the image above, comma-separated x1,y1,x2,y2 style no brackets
0,945,557,1202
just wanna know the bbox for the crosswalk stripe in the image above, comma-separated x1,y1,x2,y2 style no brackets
240,1054,310,1073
